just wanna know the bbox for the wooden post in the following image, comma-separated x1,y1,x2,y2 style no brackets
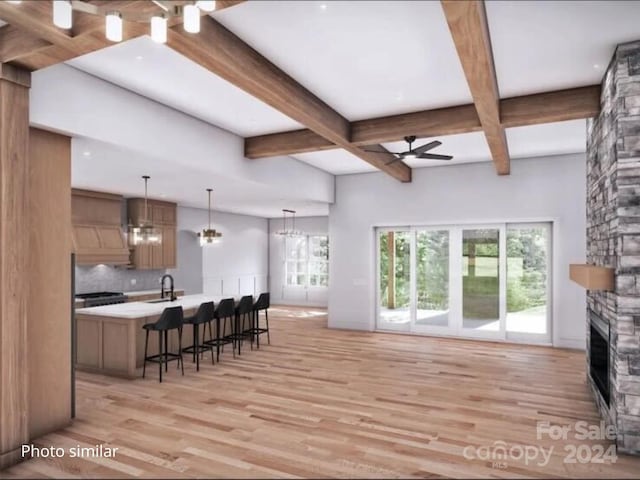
468,241,476,277
0,63,30,469
387,231,396,309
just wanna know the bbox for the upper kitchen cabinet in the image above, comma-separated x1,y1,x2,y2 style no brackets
127,198,177,269
71,189,130,266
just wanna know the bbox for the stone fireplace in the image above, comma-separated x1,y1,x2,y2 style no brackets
586,39,640,454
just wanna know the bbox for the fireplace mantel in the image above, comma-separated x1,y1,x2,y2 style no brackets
569,264,615,291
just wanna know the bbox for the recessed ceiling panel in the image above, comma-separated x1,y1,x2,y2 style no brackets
506,119,586,160
487,1,640,97
293,149,378,175
215,1,473,121
67,36,303,137
382,132,492,169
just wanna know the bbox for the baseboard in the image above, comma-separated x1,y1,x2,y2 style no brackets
555,337,585,350
272,301,328,309
0,445,26,470
327,321,372,331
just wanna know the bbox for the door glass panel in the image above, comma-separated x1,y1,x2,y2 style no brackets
378,231,411,328
416,230,450,327
462,229,500,331
507,226,548,334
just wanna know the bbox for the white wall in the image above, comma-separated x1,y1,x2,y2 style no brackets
268,216,329,307
170,206,268,297
328,153,587,349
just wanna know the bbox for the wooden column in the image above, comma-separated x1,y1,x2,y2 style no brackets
0,63,30,469
387,232,396,309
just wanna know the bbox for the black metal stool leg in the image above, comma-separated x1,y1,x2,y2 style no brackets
194,323,200,371
216,317,221,361
266,309,270,344
143,329,149,378
158,331,163,383
255,310,260,349
179,327,185,376
164,331,169,372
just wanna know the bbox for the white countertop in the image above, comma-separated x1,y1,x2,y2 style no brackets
75,294,235,319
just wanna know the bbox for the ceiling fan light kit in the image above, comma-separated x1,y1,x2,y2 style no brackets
9,1,218,45
364,135,454,165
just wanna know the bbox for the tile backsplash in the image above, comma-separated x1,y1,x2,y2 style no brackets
75,265,167,294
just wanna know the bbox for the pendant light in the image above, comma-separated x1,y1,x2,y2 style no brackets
183,4,200,33
150,14,167,44
105,11,123,42
128,176,162,246
276,209,304,237
198,189,222,245
53,1,72,29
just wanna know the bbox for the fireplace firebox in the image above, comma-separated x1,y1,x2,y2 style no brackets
589,311,610,406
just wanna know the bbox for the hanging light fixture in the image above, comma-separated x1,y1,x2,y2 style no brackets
198,189,222,246
52,0,72,29
105,11,123,42
276,209,304,237
128,176,162,246
183,3,200,33
150,13,167,43
196,0,216,12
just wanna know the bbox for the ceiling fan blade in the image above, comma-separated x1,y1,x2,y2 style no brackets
363,149,402,155
418,153,453,160
413,140,442,155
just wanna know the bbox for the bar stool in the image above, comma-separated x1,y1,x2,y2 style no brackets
247,292,271,349
181,301,215,371
203,298,236,361
142,306,184,383
235,295,254,354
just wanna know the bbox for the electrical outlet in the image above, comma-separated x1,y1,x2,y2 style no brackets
130,278,137,286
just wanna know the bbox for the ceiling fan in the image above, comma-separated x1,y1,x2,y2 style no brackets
365,136,453,165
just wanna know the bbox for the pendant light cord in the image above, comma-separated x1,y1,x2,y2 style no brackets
207,189,212,229
143,175,150,224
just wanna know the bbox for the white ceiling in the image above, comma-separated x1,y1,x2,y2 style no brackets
215,1,473,121
72,137,329,218
506,119,586,159
293,149,378,175
67,36,303,137
487,0,640,97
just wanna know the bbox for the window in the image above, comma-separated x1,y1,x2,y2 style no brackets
285,235,329,287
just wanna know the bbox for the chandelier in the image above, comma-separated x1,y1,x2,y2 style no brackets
198,188,222,246
276,209,304,237
128,175,162,246
9,1,218,45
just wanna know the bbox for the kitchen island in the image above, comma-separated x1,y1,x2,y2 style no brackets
75,294,233,378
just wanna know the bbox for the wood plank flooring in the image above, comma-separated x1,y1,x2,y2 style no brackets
2,306,639,479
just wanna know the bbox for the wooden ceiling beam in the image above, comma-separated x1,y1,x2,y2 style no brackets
501,85,601,128
167,17,411,182
441,0,510,175
244,86,600,159
0,25,52,63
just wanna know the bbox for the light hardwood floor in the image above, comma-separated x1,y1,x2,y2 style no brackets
2,306,639,479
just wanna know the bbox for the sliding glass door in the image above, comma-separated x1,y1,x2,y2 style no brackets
377,229,411,331
376,223,551,344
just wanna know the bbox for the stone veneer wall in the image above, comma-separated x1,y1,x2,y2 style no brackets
586,40,640,454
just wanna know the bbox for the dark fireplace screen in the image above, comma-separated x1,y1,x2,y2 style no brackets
590,319,610,406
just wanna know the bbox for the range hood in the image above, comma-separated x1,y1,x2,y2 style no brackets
72,189,130,266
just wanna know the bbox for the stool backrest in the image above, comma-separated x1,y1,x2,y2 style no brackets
237,295,254,315
215,298,236,319
155,306,184,331
194,301,215,325
254,292,270,310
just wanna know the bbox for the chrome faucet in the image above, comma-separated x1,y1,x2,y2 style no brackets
160,274,176,301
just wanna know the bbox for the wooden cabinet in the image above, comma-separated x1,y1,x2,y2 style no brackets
127,198,177,270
